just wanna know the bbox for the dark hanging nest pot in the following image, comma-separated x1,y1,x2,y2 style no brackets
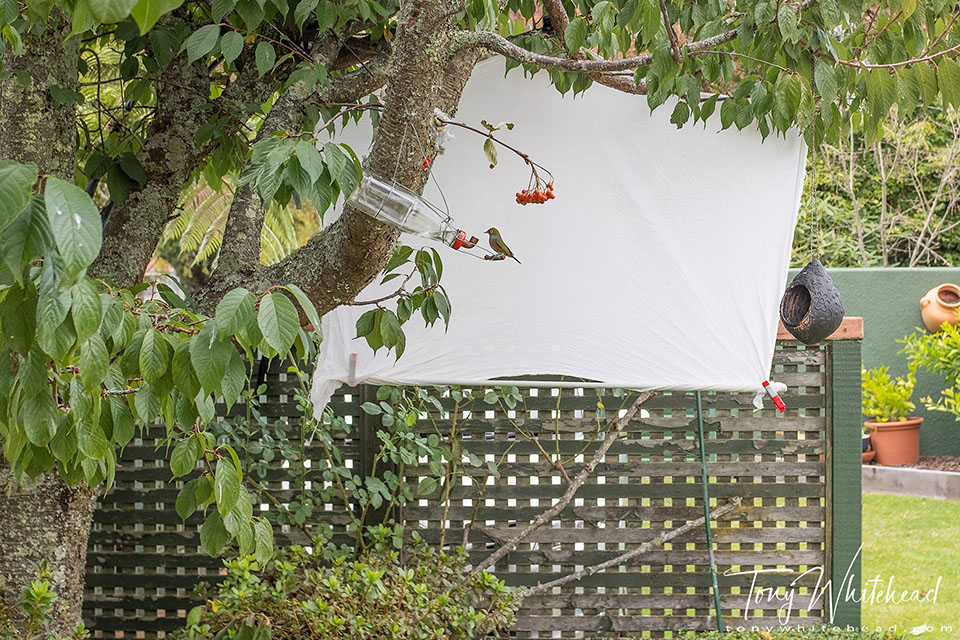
779,258,845,345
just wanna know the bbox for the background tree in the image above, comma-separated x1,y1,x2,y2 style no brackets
3,0,960,633
795,108,960,267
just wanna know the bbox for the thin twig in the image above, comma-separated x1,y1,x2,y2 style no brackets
519,496,742,596
435,116,554,185
837,42,960,70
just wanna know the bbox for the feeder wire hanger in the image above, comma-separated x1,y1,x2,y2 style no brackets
368,120,499,261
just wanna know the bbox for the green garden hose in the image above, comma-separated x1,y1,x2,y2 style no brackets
696,390,724,632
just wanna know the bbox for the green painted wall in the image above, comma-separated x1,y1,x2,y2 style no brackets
787,267,960,455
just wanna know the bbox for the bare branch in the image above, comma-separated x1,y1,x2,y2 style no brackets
468,390,657,578
520,496,743,596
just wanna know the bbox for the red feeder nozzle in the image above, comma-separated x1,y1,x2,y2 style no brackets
762,380,786,413
451,230,478,250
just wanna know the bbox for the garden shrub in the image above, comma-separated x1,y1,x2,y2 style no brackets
682,625,902,639
175,530,517,640
0,570,86,640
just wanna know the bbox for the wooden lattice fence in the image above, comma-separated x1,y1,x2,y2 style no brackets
83,327,863,638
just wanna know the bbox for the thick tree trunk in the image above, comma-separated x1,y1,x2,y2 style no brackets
0,12,96,635
0,461,95,635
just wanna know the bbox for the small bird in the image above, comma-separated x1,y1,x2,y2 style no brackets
485,227,521,264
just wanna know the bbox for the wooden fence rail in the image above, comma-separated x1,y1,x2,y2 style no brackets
83,326,863,638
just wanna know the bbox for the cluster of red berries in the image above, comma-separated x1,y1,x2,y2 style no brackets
421,156,433,169
515,182,554,205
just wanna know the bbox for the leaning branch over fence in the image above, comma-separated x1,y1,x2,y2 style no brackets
467,389,657,578
519,495,743,596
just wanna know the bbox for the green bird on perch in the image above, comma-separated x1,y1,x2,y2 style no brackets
485,227,521,264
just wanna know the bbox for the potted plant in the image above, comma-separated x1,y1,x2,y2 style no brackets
862,366,921,466
901,323,960,437
861,430,875,464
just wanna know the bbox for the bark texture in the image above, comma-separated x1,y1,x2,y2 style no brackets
0,13,97,634
225,0,483,318
0,463,95,636
0,13,78,178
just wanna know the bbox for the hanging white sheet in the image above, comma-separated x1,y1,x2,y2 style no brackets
310,59,806,417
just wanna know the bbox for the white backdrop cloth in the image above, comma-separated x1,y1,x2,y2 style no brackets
310,60,806,418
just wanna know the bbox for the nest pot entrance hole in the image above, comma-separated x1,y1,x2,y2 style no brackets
781,285,811,326
938,286,960,306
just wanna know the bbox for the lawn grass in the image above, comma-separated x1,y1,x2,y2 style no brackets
861,493,960,638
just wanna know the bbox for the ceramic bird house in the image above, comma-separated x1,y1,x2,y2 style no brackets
347,174,478,250
779,258,845,345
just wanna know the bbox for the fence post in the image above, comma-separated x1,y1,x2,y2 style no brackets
826,318,863,627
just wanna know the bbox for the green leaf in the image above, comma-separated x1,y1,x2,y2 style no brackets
181,24,220,64
189,322,233,393
819,0,841,27
71,279,103,342
79,334,109,391
295,141,324,184
200,510,231,555
356,309,377,338
777,4,799,43
360,401,382,415
89,0,138,23
215,457,241,516
215,288,255,339
0,160,37,233
379,310,404,357
814,59,838,104
23,394,56,446
139,328,170,385
118,153,146,186
133,383,161,424
211,0,236,21
282,284,321,330
483,138,497,168
44,178,103,279
220,29,243,64
170,436,201,477
219,347,246,410
110,398,135,447
257,292,299,355
937,59,960,110
255,41,276,76
223,488,252,535
669,100,690,127
176,477,199,519
130,0,182,33
564,16,587,54
254,519,274,564
417,476,437,496
1,195,51,281
293,0,318,30
195,389,215,424
324,144,348,185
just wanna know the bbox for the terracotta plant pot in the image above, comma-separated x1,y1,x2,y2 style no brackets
865,418,923,466
862,450,876,464
920,283,960,332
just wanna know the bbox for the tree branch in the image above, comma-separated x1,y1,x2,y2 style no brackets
468,390,657,578
659,0,683,63
453,0,817,74
196,52,393,313
519,495,742,596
